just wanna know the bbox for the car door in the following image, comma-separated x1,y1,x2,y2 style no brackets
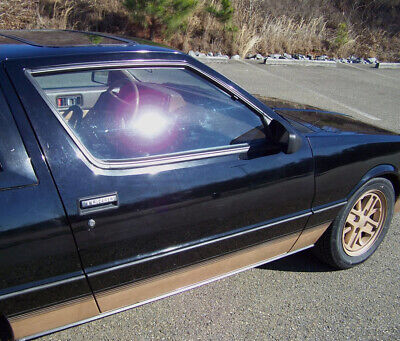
0,70,98,338
6,57,315,313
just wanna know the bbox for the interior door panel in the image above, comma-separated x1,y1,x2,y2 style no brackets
44,86,107,111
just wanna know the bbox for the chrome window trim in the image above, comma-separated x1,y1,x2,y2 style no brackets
25,61,270,170
313,201,347,213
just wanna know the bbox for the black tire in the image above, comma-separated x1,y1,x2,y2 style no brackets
314,177,395,269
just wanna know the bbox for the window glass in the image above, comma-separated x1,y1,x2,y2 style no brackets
36,71,103,89
0,90,37,189
32,67,267,161
128,68,224,93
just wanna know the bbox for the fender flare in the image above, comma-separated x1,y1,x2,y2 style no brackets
347,164,400,200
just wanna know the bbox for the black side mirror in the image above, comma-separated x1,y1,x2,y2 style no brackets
286,131,302,154
269,119,302,154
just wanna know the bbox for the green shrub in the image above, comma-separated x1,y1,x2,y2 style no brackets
206,0,237,31
124,0,198,39
335,22,349,48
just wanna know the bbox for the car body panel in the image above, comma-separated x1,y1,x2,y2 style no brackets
275,108,397,135
308,134,400,207
9,227,324,340
0,90,37,189
0,67,96,319
5,56,315,298
254,96,400,225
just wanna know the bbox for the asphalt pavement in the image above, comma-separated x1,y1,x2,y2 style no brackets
41,61,400,341
209,60,400,130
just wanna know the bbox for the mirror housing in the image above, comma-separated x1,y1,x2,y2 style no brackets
286,131,302,154
268,119,302,154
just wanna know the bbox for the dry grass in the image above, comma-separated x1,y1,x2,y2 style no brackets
34,0,132,33
0,0,399,61
173,0,235,53
0,0,38,29
35,0,75,29
231,0,329,57
254,16,328,56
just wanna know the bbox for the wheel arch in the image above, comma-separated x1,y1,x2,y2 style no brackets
349,164,400,202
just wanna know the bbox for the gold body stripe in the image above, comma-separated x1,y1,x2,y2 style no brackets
96,233,299,312
9,222,331,339
394,198,400,214
290,222,331,252
9,296,99,340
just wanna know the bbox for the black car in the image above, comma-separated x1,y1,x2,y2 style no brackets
0,30,399,341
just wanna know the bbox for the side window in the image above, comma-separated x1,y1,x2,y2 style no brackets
31,67,268,161
0,89,37,189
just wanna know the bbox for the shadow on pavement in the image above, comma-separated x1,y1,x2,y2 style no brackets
257,249,335,273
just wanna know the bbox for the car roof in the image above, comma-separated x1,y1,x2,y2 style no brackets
0,29,178,62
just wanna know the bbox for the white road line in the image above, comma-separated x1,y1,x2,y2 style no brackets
240,60,381,121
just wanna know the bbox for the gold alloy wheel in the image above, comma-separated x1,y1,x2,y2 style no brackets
342,189,387,256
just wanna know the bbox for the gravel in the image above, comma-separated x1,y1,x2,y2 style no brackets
191,50,400,67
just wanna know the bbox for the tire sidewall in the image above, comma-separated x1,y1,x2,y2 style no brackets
329,178,394,268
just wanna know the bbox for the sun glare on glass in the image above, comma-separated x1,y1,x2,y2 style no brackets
131,109,169,138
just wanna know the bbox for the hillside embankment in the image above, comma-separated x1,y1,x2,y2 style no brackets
0,0,399,61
